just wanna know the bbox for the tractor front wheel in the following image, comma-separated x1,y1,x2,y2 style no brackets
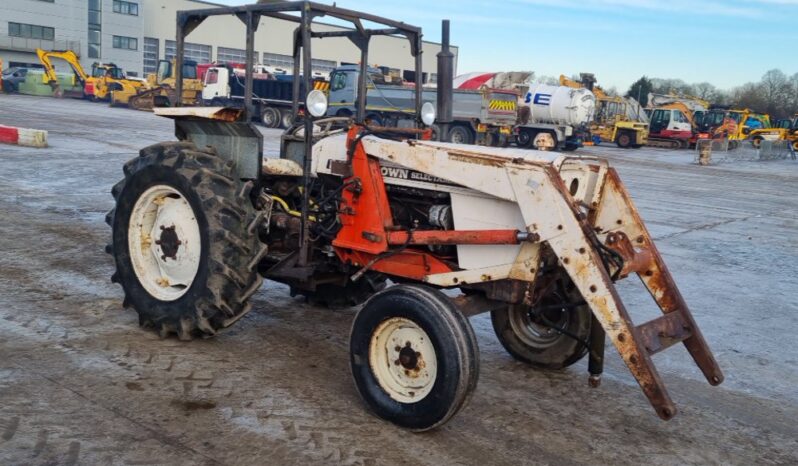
350,285,479,431
106,142,267,340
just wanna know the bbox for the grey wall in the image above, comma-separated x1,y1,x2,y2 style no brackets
1,0,143,76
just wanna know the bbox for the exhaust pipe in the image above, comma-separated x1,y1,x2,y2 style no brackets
436,20,454,142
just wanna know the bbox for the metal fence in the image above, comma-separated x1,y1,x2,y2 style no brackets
694,138,797,164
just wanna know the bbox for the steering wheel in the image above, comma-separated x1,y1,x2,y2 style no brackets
289,117,351,140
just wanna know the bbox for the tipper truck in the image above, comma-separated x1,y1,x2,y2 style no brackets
202,65,330,128
516,83,595,151
326,64,518,146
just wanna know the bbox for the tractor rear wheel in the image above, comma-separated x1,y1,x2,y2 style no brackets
350,285,479,431
491,276,591,369
106,142,267,340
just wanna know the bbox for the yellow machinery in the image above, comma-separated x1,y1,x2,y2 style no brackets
560,74,649,148
36,48,89,98
698,108,771,147
111,59,202,110
748,114,798,150
86,62,147,102
36,48,145,101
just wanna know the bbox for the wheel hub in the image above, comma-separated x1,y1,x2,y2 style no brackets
128,185,201,301
156,225,182,261
369,317,437,403
508,300,570,348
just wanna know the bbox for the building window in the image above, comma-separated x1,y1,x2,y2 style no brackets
113,0,139,16
143,37,159,74
8,22,55,41
113,35,138,50
217,47,258,64
262,52,294,69
165,40,211,64
88,0,102,59
35,0,55,2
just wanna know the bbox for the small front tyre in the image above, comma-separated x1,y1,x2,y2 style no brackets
350,285,479,431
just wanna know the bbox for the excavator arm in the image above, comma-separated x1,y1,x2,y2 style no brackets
35,48,89,98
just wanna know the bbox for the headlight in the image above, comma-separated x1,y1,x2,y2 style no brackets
306,90,328,118
421,102,436,126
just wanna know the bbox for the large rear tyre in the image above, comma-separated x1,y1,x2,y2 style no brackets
350,285,479,431
106,142,267,340
491,275,591,369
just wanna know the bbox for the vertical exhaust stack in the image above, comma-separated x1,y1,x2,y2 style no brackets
436,20,454,142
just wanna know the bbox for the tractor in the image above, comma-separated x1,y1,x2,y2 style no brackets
106,1,723,431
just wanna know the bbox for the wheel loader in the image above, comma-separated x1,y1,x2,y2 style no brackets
110,59,203,110
106,1,723,431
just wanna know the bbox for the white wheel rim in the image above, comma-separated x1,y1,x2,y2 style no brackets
369,317,438,403
128,184,201,301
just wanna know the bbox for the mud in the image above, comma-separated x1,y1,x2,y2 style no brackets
0,95,796,465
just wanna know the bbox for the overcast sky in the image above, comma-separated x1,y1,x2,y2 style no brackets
210,0,798,92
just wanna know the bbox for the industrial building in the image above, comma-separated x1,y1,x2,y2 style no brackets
1,0,458,82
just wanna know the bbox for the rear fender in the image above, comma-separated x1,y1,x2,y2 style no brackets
154,107,263,180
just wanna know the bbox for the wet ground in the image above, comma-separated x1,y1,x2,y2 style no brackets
0,94,796,465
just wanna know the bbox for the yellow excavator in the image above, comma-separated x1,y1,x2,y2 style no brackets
36,48,89,98
697,107,771,149
36,48,145,101
560,74,649,148
111,59,203,110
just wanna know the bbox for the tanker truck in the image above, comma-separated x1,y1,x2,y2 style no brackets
515,83,596,152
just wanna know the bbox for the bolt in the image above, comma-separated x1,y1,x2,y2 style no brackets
629,355,638,364
394,346,401,352
394,359,401,366
579,247,586,254
589,285,597,293
557,225,563,230
617,333,626,342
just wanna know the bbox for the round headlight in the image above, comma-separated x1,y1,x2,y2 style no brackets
421,102,436,127
306,90,328,118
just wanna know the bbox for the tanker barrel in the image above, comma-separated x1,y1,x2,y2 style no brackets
436,19,454,141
